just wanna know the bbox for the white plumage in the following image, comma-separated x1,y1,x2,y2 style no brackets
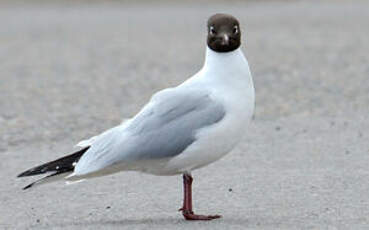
67,47,254,180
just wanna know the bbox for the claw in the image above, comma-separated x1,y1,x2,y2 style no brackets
182,212,222,221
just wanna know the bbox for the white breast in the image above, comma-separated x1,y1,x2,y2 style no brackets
159,47,255,174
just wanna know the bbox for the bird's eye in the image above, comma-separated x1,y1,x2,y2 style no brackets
233,26,238,34
210,26,216,35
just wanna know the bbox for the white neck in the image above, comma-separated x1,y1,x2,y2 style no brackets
201,47,253,88
204,47,246,68
180,46,253,93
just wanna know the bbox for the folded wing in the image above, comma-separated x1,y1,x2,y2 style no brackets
74,87,225,176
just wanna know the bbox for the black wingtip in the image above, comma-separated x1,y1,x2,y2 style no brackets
18,169,37,178
23,182,35,190
17,147,90,178
17,173,25,178
17,165,47,177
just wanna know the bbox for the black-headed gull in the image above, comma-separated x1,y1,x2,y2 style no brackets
18,13,255,221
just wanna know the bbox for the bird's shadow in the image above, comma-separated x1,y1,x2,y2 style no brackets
64,217,182,227
34,216,253,229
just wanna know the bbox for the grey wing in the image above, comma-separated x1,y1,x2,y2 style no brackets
124,88,226,160
74,88,225,175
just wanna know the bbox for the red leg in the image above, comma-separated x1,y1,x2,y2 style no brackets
179,173,221,221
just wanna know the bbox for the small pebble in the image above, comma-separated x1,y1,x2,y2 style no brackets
275,126,281,131
36,219,40,223
106,206,111,209
228,188,233,192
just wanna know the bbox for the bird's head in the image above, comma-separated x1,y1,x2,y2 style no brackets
207,13,241,53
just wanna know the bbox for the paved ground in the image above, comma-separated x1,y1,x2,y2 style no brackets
1,0,369,229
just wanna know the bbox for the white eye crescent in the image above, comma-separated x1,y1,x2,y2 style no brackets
210,26,216,35
233,25,238,34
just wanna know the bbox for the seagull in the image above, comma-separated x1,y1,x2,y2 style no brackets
18,13,255,221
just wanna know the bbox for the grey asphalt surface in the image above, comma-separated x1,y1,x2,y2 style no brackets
1,1,369,229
